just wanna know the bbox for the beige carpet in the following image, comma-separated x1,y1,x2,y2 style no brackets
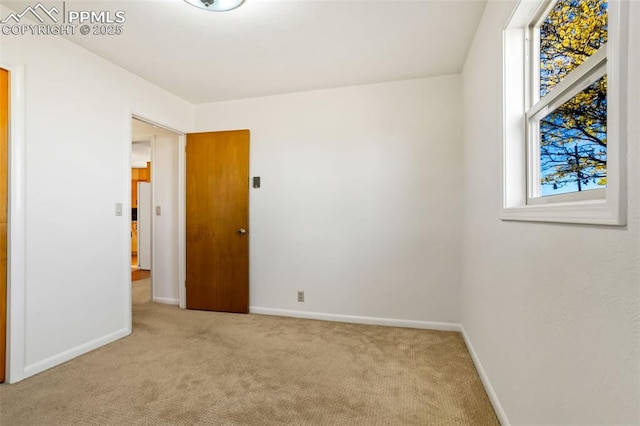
0,279,498,425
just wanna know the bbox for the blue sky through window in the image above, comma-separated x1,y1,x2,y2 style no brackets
538,0,607,196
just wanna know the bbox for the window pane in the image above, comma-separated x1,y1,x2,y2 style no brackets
540,0,607,97
540,75,606,196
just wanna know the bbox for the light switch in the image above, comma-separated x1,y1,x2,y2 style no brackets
115,203,123,216
156,206,161,216
253,176,261,188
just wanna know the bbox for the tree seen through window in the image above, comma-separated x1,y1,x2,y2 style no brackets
538,0,607,195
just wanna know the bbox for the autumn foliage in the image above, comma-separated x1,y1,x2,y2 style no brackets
538,0,608,193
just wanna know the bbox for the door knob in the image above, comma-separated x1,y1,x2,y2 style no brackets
237,228,247,235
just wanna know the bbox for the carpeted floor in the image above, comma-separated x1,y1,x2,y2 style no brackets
0,279,499,425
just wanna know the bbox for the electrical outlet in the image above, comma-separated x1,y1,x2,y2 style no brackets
297,291,304,302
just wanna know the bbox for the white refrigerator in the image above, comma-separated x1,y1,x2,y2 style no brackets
137,182,152,270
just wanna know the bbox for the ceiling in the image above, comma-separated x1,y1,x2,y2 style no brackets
9,0,488,104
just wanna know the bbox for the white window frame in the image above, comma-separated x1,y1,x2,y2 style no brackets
501,0,629,225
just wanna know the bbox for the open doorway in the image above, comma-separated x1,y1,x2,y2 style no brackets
131,140,151,282
131,120,152,303
131,124,152,274
130,117,183,307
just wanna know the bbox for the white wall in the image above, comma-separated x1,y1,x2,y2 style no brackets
194,76,464,325
0,15,193,380
131,141,151,168
461,1,640,424
152,133,180,305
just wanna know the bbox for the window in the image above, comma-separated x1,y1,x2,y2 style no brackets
502,0,628,225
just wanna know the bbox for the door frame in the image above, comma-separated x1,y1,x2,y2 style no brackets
2,62,26,384
129,114,186,310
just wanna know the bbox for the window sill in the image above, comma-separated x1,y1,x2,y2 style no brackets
501,199,625,226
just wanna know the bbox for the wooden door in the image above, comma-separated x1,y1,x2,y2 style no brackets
186,130,249,313
0,68,9,382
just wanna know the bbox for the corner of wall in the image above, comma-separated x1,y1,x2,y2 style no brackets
461,326,511,425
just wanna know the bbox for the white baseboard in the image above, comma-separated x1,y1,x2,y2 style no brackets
249,306,462,332
153,297,179,305
23,328,130,380
250,308,507,423
461,326,510,426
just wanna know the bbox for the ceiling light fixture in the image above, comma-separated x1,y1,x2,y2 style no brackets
183,0,245,12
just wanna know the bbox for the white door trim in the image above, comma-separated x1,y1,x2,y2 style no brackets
178,134,186,309
149,137,156,301
2,62,26,384
124,111,133,335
